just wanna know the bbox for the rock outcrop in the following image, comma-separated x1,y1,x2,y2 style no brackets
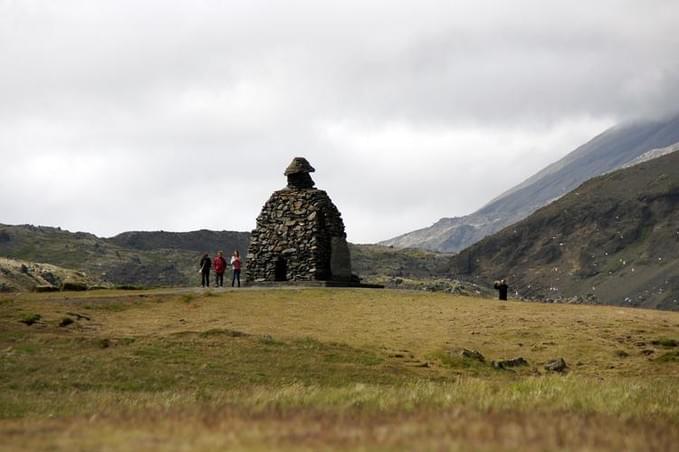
0,257,98,292
544,358,568,373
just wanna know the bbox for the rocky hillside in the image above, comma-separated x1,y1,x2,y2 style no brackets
350,244,450,280
382,113,679,252
348,244,491,295
0,257,100,292
109,230,250,254
0,224,454,289
0,225,248,287
449,151,679,310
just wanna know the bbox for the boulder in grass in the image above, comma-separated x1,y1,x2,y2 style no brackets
460,349,486,363
492,357,528,369
59,317,75,327
40,271,62,288
544,358,569,373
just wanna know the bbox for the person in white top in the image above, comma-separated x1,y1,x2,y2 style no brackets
230,250,242,287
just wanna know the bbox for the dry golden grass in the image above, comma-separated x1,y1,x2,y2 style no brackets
16,287,678,371
1,287,678,451
2,409,677,452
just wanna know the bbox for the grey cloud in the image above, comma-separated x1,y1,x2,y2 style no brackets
0,0,677,241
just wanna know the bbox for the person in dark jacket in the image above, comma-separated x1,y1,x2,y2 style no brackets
494,279,508,301
213,251,227,287
199,253,211,287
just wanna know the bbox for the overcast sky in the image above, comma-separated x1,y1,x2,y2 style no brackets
1,0,678,243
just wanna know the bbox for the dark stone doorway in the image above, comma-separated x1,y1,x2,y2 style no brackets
274,257,288,281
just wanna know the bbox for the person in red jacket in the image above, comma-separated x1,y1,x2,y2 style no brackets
213,251,227,287
231,250,242,287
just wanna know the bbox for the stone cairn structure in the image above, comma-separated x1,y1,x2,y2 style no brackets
246,157,354,284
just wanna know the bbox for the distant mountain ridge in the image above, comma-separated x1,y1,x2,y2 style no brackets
109,229,250,254
382,113,679,252
449,151,679,310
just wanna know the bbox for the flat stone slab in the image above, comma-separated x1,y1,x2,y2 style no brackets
246,281,384,289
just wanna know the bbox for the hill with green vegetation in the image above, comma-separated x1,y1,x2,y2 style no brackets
0,225,200,287
0,224,454,290
351,244,492,295
1,287,677,450
350,244,450,279
450,151,679,310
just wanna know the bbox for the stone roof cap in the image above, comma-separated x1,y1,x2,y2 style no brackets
284,157,315,176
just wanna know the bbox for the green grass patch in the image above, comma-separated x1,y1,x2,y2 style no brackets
429,349,498,376
656,351,679,363
1,377,678,421
0,329,406,403
651,338,678,348
19,313,41,325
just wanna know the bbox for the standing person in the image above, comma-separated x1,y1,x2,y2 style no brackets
213,251,227,287
199,253,211,288
494,279,509,301
231,250,242,287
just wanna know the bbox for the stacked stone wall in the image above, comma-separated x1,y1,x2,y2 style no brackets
246,188,349,282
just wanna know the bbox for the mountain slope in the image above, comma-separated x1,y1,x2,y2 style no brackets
449,151,679,310
382,114,679,252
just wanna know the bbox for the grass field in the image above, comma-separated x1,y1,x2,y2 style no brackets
1,288,678,451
